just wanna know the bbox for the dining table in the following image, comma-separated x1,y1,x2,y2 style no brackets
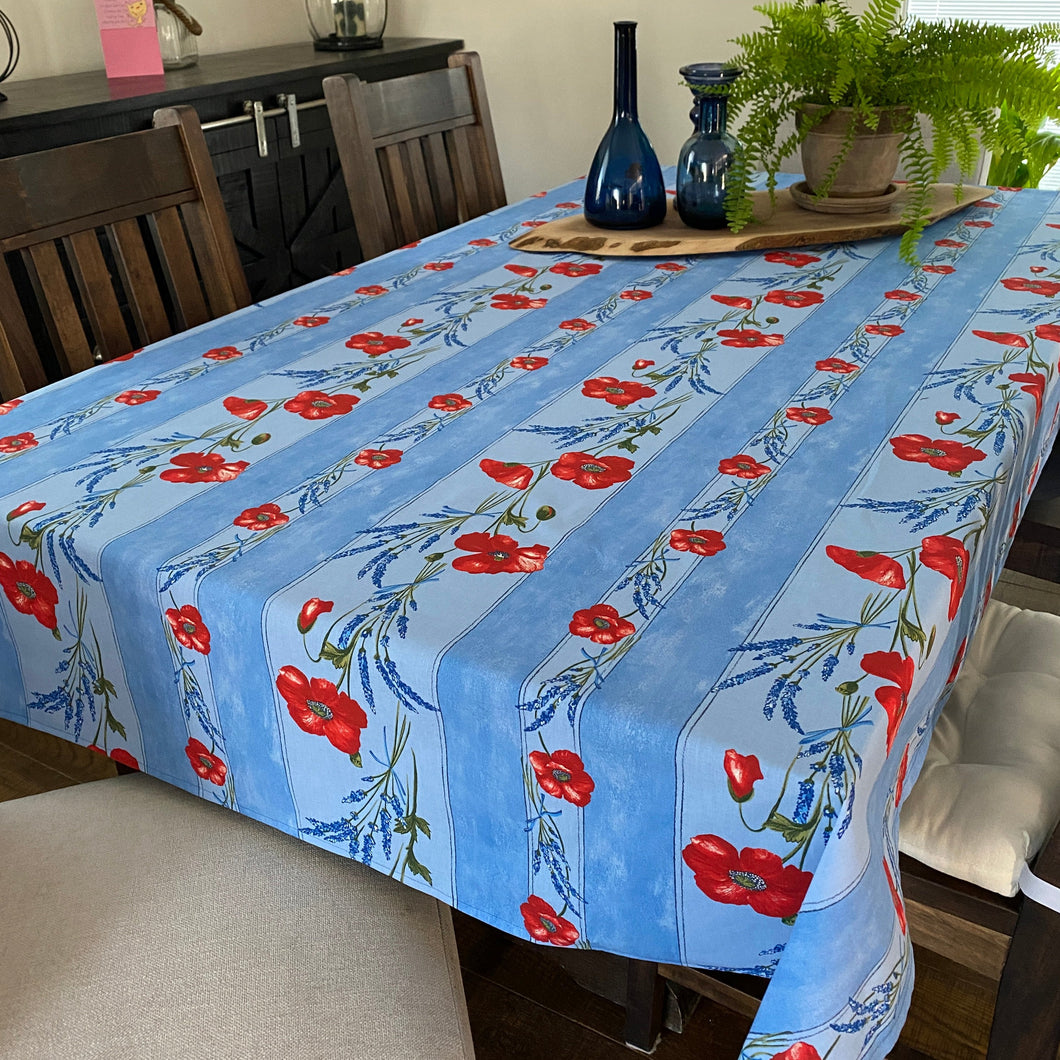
1,174,1057,1060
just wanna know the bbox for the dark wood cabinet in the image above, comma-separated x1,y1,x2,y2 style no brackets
0,38,463,297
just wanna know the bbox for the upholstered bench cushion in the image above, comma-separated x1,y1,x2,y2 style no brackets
899,601,1060,897
0,774,475,1060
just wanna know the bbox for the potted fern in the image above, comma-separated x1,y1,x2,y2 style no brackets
720,0,1060,262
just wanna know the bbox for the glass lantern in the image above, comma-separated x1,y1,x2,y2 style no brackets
306,0,386,51
154,2,198,70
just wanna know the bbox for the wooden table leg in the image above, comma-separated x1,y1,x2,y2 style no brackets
624,958,665,1054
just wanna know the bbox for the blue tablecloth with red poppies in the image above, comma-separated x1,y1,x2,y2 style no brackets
1,179,1058,1060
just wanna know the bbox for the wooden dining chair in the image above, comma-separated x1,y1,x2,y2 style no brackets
323,51,507,262
0,104,249,401
624,587,1060,1058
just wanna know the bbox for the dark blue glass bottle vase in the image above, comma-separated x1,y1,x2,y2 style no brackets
676,63,742,229
584,21,667,230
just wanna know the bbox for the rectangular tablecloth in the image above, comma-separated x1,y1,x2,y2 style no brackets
1,179,1057,1059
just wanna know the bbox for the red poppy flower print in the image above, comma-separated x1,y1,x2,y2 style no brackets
551,451,634,490
1002,276,1060,297
555,201,581,209
354,448,403,469
233,503,289,531
711,294,754,309
275,665,368,756
520,895,579,946
569,603,635,644
284,390,360,419
7,500,45,521
529,749,596,806
724,749,763,801
770,1044,822,1060
718,454,770,480
1036,323,1060,343
160,452,250,483
166,604,211,654
452,532,549,574
883,858,907,934
355,285,387,295
423,261,453,271
763,251,820,268
0,554,58,630
972,329,1028,348
682,835,813,918
921,264,955,275
947,637,968,684
963,219,993,228
815,357,858,374
560,318,595,332
203,346,242,361
581,377,656,406
633,359,655,369
889,434,985,473
293,316,329,327
403,318,423,327
550,262,602,277
345,332,412,356
935,239,966,248
505,264,538,278
0,432,37,454
114,389,160,405
935,410,960,425
786,406,832,425
765,289,825,309
223,396,267,421
620,289,652,300
654,262,686,271
468,238,496,247
718,328,784,348
511,356,548,371
864,324,904,337
1009,372,1046,421
920,534,969,620
825,545,906,588
334,266,356,276
110,748,139,770
521,220,547,228
669,528,725,556
298,597,333,634
0,399,22,414
884,290,920,301
861,650,915,753
480,459,534,490
185,738,227,786
429,393,472,412
895,743,909,808
1031,266,1048,274
491,293,547,310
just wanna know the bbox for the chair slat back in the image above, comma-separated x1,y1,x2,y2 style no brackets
324,51,507,261
0,105,250,401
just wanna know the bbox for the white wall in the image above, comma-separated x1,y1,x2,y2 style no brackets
0,0,307,82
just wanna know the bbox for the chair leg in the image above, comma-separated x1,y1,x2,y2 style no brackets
986,896,1060,1059
623,958,665,1054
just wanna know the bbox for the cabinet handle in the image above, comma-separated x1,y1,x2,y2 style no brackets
243,99,268,158
278,92,301,149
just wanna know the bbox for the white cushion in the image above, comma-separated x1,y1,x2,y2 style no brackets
899,600,1060,896
0,774,475,1060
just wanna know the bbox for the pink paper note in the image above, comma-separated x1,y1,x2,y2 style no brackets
94,0,164,79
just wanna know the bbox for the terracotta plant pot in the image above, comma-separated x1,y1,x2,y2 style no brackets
797,104,910,201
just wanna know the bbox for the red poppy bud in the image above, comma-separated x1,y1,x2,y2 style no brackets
723,749,763,801
298,597,334,634
7,500,45,521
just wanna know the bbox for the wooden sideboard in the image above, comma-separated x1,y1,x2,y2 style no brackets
0,39,463,297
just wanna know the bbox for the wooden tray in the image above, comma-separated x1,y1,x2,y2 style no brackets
509,184,994,256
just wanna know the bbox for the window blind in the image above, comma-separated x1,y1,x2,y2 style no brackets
904,0,1060,188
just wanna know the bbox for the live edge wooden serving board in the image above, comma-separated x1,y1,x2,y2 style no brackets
509,184,994,257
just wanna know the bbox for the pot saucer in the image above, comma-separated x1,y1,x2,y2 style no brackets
789,180,902,214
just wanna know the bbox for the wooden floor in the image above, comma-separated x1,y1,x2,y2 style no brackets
2,525,1058,1060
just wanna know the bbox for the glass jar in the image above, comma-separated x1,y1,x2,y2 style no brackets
307,0,387,50
154,3,197,70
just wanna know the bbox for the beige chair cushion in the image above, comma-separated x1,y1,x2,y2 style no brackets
0,774,475,1060
899,601,1060,896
